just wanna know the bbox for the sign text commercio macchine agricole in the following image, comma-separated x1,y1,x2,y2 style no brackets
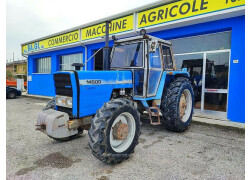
22,0,244,55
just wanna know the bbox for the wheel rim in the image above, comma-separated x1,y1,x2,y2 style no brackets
110,112,136,153
9,93,15,98
179,89,192,123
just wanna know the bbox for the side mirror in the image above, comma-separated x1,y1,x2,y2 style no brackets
149,40,158,53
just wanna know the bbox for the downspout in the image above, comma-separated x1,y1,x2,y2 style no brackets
80,43,88,71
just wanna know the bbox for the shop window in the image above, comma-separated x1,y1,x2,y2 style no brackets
36,57,51,73
60,53,83,71
171,31,231,54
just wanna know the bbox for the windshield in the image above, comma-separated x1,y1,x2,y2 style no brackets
111,42,143,68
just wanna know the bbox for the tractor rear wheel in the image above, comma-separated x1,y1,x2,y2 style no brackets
88,99,141,164
161,77,194,132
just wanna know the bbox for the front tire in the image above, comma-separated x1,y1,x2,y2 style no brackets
161,77,194,132
43,98,55,111
88,99,141,164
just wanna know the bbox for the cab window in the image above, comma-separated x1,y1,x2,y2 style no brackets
162,45,173,69
111,42,143,68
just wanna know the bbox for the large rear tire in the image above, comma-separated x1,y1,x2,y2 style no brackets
88,99,140,164
161,77,194,132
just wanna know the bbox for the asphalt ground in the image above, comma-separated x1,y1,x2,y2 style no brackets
6,97,245,180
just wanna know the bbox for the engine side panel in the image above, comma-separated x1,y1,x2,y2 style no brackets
77,71,133,117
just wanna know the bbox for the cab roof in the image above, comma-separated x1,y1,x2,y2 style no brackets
115,35,172,46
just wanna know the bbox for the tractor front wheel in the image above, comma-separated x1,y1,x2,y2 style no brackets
161,77,194,132
88,99,141,164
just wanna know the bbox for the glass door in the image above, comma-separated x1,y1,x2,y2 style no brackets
202,51,230,113
175,50,230,119
175,53,204,109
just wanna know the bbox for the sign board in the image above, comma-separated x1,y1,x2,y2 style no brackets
28,76,32,81
22,30,80,55
81,15,134,41
138,0,245,29
233,59,239,63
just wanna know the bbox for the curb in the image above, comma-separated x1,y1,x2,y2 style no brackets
22,94,53,101
192,116,245,132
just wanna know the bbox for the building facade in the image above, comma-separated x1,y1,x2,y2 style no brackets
21,0,245,123
6,60,27,80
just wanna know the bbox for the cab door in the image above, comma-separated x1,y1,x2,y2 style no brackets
147,44,163,97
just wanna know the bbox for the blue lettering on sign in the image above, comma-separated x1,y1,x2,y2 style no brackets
34,42,40,50
27,42,40,52
28,44,33,51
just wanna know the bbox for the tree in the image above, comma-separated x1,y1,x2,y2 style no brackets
6,70,14,81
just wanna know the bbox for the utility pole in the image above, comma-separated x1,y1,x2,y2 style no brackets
13,52,14,72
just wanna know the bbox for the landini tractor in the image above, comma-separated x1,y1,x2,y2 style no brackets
36,27,194,164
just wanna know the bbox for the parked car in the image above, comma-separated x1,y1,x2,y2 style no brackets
6,86,22,99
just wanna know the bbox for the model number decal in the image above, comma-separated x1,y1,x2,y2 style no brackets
85,80,101,84
79,79,132,86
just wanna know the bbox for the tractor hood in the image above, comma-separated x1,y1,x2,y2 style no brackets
53,70,133,118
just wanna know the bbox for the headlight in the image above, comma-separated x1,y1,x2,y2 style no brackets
57,98,62,104
66,98,72,106
55,95,72,108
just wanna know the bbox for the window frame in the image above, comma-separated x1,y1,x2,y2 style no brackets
170,31,232,55
59,53,83,71
110,40,145,70
33,57,51,74
161,43,175,71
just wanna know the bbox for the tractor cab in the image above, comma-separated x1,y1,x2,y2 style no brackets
110,34,175,98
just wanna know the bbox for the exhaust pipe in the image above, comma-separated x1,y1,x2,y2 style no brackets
103,21,111,70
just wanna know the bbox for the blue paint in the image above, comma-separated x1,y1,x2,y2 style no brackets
227,16,245,123
54,70,133,118
133,71,188,101
28,46,86,96
140,100,149,108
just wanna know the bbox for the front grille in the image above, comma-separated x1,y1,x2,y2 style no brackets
54,74,73,97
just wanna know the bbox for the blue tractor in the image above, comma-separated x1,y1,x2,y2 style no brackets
36,29,194,164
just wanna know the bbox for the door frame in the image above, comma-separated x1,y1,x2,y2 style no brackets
174,49,231,119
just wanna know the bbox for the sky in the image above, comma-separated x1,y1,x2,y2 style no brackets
6,0,159,62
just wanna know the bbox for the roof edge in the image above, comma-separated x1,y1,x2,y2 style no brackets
21,0,173,46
